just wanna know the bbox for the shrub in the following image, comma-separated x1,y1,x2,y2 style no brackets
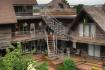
57,59,76,70
103,66,105,70
0,42,48,70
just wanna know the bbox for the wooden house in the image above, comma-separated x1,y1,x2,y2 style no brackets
0,0,17,48
0,0,76,56
0,0,17,56
11,0,76,55
69,5,105,57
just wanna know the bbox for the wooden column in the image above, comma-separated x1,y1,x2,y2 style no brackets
73,42,76,49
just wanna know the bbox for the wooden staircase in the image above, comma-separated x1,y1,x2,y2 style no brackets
46,33,57,57
42,9,69,41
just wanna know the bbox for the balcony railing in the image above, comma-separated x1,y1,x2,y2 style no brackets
70,33,105,45
16,12,33,16
12,31,46,42
0,31,46,44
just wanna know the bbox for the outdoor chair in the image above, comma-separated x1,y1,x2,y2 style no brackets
75,49,81,56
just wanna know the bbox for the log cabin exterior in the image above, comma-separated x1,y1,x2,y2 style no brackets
69,5,105,58
0,0,76,56
0,0,17,48
0,0,17,56
10,0,76,55
2,0,105,59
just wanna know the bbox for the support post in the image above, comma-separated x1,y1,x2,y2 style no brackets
73,42,76,49
55,35,58,54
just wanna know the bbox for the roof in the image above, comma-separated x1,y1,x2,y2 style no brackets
70,5,105,32
84,6,105,32
41,0,76,16
0,0,17,24
46,0,70,9
40,9,76,16
13,0,37,5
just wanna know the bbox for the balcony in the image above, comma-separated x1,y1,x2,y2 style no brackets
70,33,105,45
12,31,46,42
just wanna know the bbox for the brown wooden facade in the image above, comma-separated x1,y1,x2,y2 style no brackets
70,6,105,58
0,0,76,56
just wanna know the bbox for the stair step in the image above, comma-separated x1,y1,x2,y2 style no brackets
42,12,69,41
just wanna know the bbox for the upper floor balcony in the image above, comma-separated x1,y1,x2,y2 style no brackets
70,33,105,45
12,31,46,42
0,31,46,45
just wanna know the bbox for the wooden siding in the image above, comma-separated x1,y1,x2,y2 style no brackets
70,23,105,45
0,0,17,24
0,25,11,47
96,26,105,40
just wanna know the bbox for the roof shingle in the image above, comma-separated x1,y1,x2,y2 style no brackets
0,0,17,24
13,0,37,5
84,6,105,32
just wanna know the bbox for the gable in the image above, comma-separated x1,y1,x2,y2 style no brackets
71,6,105,34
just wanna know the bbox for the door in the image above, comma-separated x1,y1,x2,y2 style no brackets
91,24,96,37
95,45,100,57
88,44,100,57
79,23,83,37
30,23,35,38
84,24,89,37
88,44,94,56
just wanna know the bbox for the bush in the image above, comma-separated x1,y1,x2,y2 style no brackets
0,42,48,70
57,59,76,70
103,67,105,70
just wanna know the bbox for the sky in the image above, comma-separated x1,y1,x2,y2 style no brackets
37,0,105,5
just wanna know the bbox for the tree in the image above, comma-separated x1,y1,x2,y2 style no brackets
62,0,70,8
74,4,84,14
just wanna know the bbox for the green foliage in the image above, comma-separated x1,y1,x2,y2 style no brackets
74,4,84,14
63,59,76,70
0,58,6,70
33,8,40,13
103,66,105,70
0,42,48,70
57,65,65,70
57,59,76,70
36,62,48,70
2,42,31,70
62,0,70,7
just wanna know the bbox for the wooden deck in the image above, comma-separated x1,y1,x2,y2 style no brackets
72,56,102,70
33,54,103,70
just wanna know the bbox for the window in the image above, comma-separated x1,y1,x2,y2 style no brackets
59,3,64,8
14,6,25,13
14,6,32,13
79,23,96,37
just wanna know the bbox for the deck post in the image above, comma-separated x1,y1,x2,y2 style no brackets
73,42,76,49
